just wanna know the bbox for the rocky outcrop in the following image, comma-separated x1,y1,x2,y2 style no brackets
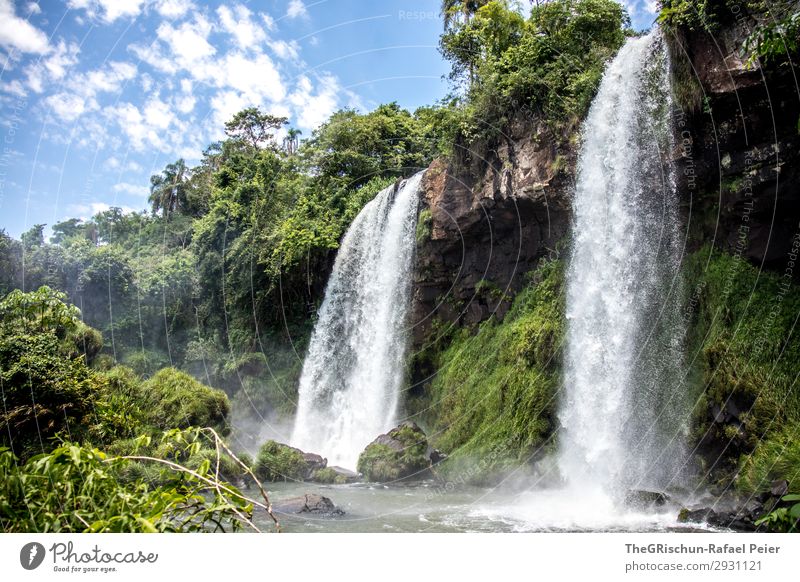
668,21,800,270
311,465,360,484
253,440,329,482
273,493,344,516
356,421,432,482
411,117,574,350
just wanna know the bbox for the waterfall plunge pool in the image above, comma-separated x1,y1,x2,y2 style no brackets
254,481,723,533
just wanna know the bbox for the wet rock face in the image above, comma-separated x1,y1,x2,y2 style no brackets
670,24,800,271
411,117,573,347
356,421,431,482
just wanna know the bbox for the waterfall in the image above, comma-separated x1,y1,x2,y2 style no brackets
291,172,424,468
558,30,689,498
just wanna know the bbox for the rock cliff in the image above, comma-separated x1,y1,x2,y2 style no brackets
410,118,574,348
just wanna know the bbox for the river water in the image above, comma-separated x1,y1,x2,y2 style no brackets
255,481,718,533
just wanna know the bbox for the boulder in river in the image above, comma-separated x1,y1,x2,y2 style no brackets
356,421,430,482
253,440,328,481
624,489,671,510
273,493,344,516
677,503,761,532
311,465,360,484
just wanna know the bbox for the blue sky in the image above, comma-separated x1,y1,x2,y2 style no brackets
0,0,660,239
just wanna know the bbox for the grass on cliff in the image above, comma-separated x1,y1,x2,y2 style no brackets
419,259,564,483
683,245,800,492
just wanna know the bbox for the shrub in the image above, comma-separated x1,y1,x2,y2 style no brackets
141,368,230,434
253,440,307,482
0,332,100,460
0,440,254,532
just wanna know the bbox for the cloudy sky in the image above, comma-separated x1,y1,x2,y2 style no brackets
0,0,660,238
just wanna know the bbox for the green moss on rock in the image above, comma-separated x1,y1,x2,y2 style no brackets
311,467,349,484
253,440,307,482
419,259,564,483
683,245,800,489
356,422,429,482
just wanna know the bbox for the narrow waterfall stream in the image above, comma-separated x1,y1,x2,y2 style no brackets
558,29,689,502
291,172,424,468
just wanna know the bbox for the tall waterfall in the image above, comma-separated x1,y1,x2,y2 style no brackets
558,30,688,498
291,172,424,468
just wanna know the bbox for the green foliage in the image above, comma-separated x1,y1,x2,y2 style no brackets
141,368,230,434
440,0,629,144
0,288,110,460
89,366,147,443
224,107,287,150
416,208,433,245
303,103,435,188
420,259,564,482
658,0,719,31
311,467,349,484
0,332,99,460
660,0,799,67
356,424,429,482
253,440,307,482
683,246,800,486
738,426,800,494
744,7,800,65
0,438,253,532
755,494,800,532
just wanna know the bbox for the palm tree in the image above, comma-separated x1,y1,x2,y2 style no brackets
440,0,491,88
149,159,188,219
283,128,302,155
441,0,489,31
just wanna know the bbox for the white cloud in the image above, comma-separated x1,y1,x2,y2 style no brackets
67,0,145,23
156,15,215,66
25,2,40,14
105,157,142,172
289,74,340,130
154,0,193,19
25,39,80,94
219,51,285,102
0,0,50,54
217,4,267,49
43,60,137,122
271,39,299,61
69,201,136,218
112,182,149,196
45,92,95,122
176,93,195,113
286,0,307,19
129,41,178,74
643,0,660,15
143,96,173,129
43,40,81,80
1,79,27,97
209,89,248,130
84,61,137,93
104,97,190,154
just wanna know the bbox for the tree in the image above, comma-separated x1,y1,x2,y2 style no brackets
0,230,21,294
283,127,302,155
149,159,188,218
224,107,288,150
440,0,492,87
20,224,45,249
51,218,85,245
